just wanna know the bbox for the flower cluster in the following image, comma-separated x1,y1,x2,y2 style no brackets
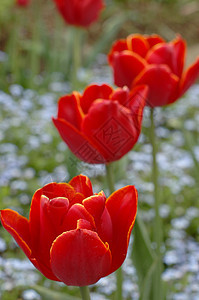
1,0,199,294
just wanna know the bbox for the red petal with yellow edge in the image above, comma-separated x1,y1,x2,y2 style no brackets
50,229,112,286
69,175,93,198
178,57,199,99
106,185,137,273
52,117,105,163
0,209,60,281
110,86,129,107
0,209,31,257
77,219,93,230
127,34,149,58
81,100,138,162
57,92,84,130
83,192,106,224
111,51,146,88
145,34,165,48
146,37,186,77
133,64,179,107
62,203,95,231
80,84,113,114
108,39,128,65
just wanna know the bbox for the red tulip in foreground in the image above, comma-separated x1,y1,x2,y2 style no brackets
53,0,104,27
0,175,137,286
53,83,148,164
108,34,199,107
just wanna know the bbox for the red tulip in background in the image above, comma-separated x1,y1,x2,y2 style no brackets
108,34,199,107
53,0,105,27
0,175,137,286
16,0,30,6
53,83,148,164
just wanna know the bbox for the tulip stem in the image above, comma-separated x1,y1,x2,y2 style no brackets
105,163,115,193
72,26,82,88
79,286,91,300
150,108,163,300
105,163,123,300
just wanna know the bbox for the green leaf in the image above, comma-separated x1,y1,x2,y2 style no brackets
183,128,199,178
131,214,157,300
32,285,80,300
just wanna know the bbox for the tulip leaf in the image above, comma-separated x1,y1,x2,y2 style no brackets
131,214,157,299
182,127,199,180
32,285,80,300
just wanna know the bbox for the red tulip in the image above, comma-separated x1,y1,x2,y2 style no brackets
0,175,137,286
52,83,148,164
16,0,30,6
53,0,105,27
108,34,199,107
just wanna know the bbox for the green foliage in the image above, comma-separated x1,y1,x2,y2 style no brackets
33,285,80,300
0,0,13,24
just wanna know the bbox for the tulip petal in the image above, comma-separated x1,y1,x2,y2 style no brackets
110,51,147,89
83,192,106,224
52,117,105,163
54,0,104,27
0,209,31,257
29,182,76,252
57,92,84,130
106,185,137,273
127,34,149,58
62,203,95,231
179,57,199,98
128,85,148,136
145,34,165,48
77,0,104,27
110,86,130,107
172,36,186,77
82,100,139,162
80,84,113,114
132,64,179,107
108,39,128,65
0,209,59,281
69,175,93,198
97,207,113,246
35,196,69,269
50,229,112,286
146,37,186,77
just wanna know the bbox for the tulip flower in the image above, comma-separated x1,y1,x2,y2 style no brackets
53,83,148,164
16,0,30,6
108,34,199,107
0,175,137,286
53,0,105,27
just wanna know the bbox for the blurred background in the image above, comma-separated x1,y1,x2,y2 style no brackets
0,0,199,299
0,0,199,89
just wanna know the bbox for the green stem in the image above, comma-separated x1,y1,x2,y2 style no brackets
105,163,123,300
79,286,91,300
105,163,115,193
72,26,82,88
150,108,162,300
